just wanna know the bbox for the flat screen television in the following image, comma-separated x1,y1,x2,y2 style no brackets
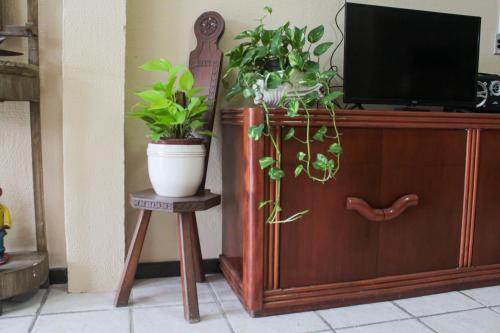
343,3,481,108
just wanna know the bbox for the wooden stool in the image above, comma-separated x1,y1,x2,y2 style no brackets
114,11,225,323
115,190,220,322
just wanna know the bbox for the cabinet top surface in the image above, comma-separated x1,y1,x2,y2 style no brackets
221,108,500,129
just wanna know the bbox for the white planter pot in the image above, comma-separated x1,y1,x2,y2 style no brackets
147,141,206,197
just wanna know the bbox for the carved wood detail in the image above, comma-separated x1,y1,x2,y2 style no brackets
190,11,225,191
130,189,221,213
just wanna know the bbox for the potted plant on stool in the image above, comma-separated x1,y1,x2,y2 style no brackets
130,59,213,197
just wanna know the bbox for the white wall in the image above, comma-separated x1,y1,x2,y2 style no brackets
62,0,127,292
125,0,500,265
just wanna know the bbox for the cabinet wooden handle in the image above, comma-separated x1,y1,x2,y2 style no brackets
345,194,419,222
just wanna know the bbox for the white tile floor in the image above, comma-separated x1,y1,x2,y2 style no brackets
2,274,500,333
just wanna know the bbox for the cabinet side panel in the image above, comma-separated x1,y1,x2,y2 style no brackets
222,124,244,279
473,130,500,266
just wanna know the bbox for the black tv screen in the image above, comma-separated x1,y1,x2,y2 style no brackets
344,3,481,107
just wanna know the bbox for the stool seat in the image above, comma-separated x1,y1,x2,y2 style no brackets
130,189,220,213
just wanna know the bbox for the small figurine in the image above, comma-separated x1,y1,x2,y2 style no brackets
0,187,12,265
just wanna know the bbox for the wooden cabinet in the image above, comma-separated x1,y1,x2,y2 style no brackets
221,108,500,317
472,130,500,266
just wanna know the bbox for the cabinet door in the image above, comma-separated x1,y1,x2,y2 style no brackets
377,129,466,276
472,130,500,266
279,128,382,288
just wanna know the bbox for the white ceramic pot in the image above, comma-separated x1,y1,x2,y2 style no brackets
147,140,206,197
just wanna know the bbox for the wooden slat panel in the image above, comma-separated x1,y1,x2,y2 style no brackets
0,252,48,300
0,25,35,37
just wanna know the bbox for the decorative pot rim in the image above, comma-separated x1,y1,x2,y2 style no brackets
150,138,204,145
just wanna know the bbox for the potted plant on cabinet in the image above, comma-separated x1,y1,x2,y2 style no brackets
224,7,343,223
130,59,213,197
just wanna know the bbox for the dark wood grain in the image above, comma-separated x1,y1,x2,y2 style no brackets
279,127,382,288
220,107,500,317
472,130,500,266
377,129,465,277
258,264,500,316
242,107,266,312
346,194,418,222
190,214,205,283
465,130,480,267
130,189,220,213
222,108,500,129
178,212,200,323
190,11,224,191
221,124,244,281
459,130,474,267
115,210,152,307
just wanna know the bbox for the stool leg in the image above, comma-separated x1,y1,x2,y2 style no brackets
190,213,205,282
178,212,200,323
115,209,152,307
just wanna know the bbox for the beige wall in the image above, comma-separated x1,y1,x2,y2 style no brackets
126,0,500,264
62,0,126,292
39,0,66,268
0,0,66,267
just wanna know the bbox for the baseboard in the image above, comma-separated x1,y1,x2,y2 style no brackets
49,267,68,285
49,258,221,285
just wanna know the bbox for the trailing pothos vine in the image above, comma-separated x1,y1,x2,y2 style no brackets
224,7,343,224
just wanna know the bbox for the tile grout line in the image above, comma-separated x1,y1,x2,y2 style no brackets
450,291,500,317
334,317,417,331
207,280,236,333
132,300,217,310
36,306,133,316
11,278,500,332
391,300,439,333
458,290,491,308
314,311,338,333
129,307,134,333
28,288,50,333
417,306,489,320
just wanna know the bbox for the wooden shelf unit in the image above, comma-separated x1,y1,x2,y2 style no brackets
221,107,500,317
0,0,48,310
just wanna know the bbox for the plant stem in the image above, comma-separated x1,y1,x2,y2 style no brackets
262,102,282,224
